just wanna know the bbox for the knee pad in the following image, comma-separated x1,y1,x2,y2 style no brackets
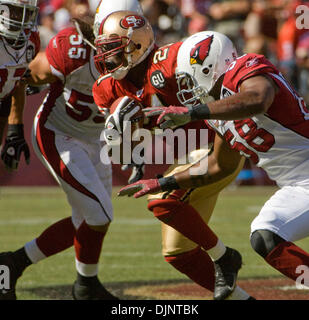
250,230,284,258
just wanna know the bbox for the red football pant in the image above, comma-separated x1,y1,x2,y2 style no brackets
265,241,309,281
35,217,105,265
148,199,218,251
165,247,215,292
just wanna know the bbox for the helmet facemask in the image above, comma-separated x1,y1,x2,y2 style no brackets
176,71,215,107
0,1,38,49
94,29,137,78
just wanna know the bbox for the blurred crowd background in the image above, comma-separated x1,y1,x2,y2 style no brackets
37,0,309,104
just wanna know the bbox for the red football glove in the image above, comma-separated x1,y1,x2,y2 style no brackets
118,178,161,198
143,106,191,129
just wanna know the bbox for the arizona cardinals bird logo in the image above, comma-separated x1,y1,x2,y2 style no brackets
190,36,214,65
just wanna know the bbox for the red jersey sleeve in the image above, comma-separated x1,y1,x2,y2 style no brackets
46,27,91,77
223,54,279,91
92,77,118,113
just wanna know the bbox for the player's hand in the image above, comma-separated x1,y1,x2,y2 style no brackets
121,163,145,184
118,178,161,198
143,106,192,129
1,124,30,171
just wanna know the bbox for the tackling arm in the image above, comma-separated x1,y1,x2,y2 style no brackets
174,133,243,189
205,75,277,120
26,51,59,86
118,133,243,197
8,81,27,125
144,75,278,129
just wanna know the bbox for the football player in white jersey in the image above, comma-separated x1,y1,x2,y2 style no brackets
119,31,309,292
0,0,39,170
0,0,142,301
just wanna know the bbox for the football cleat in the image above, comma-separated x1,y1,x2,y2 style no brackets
0,251,21,300
72,279,119,300
213,247,242,300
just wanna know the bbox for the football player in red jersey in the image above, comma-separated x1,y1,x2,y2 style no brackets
0,0,39,170
93,11,254,300
0,0,143,301
119,31,309,291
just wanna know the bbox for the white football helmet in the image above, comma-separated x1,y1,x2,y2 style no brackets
93,0,143,38
0,0,38,48
94,10,154,80
176,31,238,106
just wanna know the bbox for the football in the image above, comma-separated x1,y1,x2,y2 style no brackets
109,96,144,133
104,96,145,163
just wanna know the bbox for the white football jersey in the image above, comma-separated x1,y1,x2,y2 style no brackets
0,32,40,99
207,54,309,188
40,27,105,142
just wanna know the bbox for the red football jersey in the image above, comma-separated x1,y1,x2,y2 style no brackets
208,53,309,188
92,42,214,151
93,42,181,110
46,27,92,79
39,27,103,141
0,30,40,99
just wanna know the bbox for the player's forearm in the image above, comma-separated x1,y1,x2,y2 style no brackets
159,156,232,190
26,71,57,86
174,155,232,189
0,116,7,143
8,83,26,125
26,52,59,86
191,91,267,121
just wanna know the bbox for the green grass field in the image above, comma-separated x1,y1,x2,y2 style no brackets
1,186,308,300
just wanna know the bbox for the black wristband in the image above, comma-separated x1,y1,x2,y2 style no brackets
158,175,180,192
189,103,211,120
7,124,24,138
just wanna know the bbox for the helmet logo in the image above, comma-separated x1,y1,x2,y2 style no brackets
120,15,145,29
96,0,103,13
190,35,213,65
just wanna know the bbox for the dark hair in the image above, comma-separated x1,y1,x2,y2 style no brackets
72,17,95,45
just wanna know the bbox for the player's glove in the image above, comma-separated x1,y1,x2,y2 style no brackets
118,176,179,198
121,163,145,184
143,106,191,129
1,124,30,171
143,104,211,129
26,85,42,96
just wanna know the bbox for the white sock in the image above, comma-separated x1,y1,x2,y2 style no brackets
207,239,226,261
227,286,250,300
24,239,46,264
75,258,98,277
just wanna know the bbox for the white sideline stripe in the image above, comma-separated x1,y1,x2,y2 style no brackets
0,217,157,226
0,218,57,225
278,285,309,291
